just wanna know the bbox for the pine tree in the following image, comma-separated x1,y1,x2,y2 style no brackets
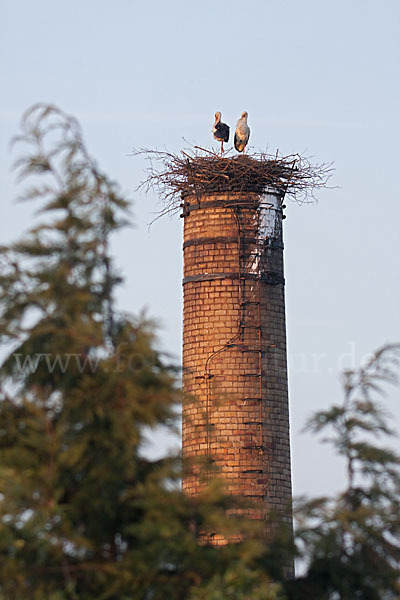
287,345,400,599
0,105,284,600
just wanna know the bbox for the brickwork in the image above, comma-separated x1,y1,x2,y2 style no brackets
182,191,292,536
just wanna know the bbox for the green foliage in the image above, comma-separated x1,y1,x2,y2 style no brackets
287,345,400,599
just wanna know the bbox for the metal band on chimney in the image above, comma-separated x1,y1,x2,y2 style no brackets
182,272,285,285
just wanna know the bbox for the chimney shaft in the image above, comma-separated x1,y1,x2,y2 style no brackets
182,189,292,538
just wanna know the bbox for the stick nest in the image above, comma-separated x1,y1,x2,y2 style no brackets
133,147,334,219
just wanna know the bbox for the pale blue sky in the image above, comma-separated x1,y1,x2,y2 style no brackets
1,0,399,497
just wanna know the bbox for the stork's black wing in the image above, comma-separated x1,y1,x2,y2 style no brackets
214,122,230,143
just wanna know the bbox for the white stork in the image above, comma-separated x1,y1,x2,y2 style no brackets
234,111,250,153
212,112,230,154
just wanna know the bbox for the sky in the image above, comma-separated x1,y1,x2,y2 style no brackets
1,0,400,498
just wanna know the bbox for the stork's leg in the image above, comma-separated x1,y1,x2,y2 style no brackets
221,141,224,154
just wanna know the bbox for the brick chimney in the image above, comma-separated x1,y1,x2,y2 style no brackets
182,184,292,540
